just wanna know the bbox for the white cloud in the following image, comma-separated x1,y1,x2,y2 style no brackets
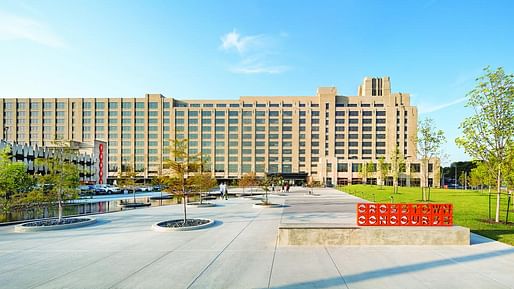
0,10,66,48
220,29,288,75
419,97,467,114
230,65,289,74
220,30,263,54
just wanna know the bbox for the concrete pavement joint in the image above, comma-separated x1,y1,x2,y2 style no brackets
266,233,280,289
185,210,264,289
29,251,113,289
431,249,514,289
324,246,349,289
267,196,288,288
108,226,219,289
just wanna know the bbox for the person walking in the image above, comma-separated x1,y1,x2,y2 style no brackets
223,183,228,200
219,183,224,200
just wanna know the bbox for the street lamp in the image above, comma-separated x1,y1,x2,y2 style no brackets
3,127,9,142
454,163,457,188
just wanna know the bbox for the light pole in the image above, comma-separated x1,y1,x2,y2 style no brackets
454,163,457,188
3,127,9,142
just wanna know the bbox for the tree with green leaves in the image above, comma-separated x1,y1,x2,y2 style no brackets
456,66,514,223
458,172,469,190
0,147,34,213
377,157,388,189
390,145,405,194
358,161,375,185
35,144,80,223
416,117,446,201
164,139,202,225
117,163,138,203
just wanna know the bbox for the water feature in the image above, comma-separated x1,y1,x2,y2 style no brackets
0,194,189,224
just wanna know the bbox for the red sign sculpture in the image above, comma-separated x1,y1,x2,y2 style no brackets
98,144,104,184
356,203,453,226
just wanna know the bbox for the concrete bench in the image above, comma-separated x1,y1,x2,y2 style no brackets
278,223,470,245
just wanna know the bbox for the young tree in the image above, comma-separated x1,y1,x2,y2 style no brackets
377,157,388,189
458,172,469,190
259,174,274,204
164,139,202,225
190,172,217,204
151,165,168,191
390,146,405,194
117,164,138,203
456,66,514,223
416,117,446,201
239,172,257,195
358,161,375,185
0,147,34,213
36,147,80,223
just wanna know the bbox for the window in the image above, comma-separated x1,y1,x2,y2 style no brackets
337,163,348,172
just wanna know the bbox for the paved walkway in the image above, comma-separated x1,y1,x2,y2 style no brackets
0,187,513,289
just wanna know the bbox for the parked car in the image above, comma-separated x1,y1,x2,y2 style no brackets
446,183,463,189
153,185,165,192
136,186,154,192
94,184,121,194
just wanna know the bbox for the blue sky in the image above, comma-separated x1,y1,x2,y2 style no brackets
1,0,514,163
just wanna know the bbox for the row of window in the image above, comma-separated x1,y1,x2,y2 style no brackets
174,102,385,108
2,101,167,110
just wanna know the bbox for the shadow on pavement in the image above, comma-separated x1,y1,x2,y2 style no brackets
266,247,514,289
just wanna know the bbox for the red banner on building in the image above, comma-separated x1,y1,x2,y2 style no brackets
98,143,104,184
356,203,453,226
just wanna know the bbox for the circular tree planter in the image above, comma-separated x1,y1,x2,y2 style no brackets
253,202,282,208
150,195,173,200
120,202,151,208
187,202,216,208
271,193,288,197
304,193,321,197
15,217,96,233
152,218,215,232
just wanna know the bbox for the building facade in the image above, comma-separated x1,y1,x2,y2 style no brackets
0,140,107,184
0,77,439,187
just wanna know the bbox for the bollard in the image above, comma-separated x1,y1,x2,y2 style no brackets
488,192,492,221
506,192,511,224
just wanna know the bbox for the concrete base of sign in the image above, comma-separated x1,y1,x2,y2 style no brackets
278,223,470,245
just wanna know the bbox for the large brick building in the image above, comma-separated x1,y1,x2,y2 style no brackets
0,77,439,186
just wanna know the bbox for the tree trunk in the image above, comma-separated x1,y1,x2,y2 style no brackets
58,189,63,222
133,188,136,203
182,185,187,225
495,168,501,223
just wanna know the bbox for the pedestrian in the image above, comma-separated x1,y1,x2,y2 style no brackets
286,183,290,193
224,184,228,200
219,183,224,199
271,184,275,192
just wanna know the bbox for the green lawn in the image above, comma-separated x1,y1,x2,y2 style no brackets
338,184,514,245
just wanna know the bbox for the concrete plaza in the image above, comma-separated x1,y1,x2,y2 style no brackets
0,187,513,289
